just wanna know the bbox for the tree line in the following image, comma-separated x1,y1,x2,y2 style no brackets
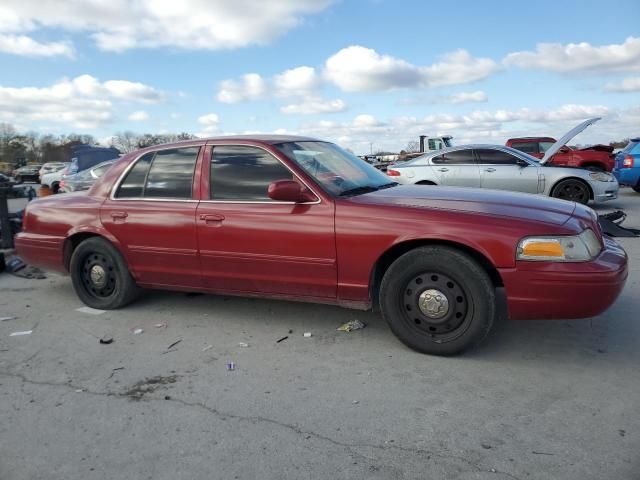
0,123,195,167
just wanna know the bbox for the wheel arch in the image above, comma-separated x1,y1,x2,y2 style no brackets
369,239,504,307
416,180,438,185
63,228,128,273
550,176,594,200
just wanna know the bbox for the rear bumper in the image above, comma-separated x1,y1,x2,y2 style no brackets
14,232,67,273
499,237,628,320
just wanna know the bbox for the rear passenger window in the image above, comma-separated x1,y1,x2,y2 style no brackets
210,146,292,201
115,147,199,199
432,150,474,164
476,149,519,165
116,153,153,198
145,148,199,198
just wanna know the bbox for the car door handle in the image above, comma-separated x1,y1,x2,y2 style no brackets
110,211,128,219
199,214,225,224
437,168,449,172
484,168,496,172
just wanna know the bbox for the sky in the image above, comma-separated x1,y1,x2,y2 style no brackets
0,0,639,154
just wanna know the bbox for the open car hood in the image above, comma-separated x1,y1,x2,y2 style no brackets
540,117,601,164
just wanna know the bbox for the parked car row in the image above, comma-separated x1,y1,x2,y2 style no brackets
16,134,628,357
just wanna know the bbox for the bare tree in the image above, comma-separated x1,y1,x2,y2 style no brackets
405,140,420,153
111,131,139,153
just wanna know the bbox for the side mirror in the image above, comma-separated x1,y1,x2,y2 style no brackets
268,180,316,203
516,158,529,167
559,146,571,153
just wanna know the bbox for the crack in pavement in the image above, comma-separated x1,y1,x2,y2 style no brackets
0,370,523,480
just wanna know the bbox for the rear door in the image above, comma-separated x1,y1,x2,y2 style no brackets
429,149,480,187
196,143,337,298
476,148,540,194
100,146,203,288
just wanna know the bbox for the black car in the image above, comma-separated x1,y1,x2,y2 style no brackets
13,165,42,184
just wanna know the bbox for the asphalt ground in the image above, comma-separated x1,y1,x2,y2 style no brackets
1,189,639,480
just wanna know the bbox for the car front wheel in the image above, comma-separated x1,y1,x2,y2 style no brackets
379,246,495,356
70,237,140,309
551,179,590,205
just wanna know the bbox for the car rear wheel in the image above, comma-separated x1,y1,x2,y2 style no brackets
551,179,590,205
379,246,495,356
634,180,640,193
70,237,140,309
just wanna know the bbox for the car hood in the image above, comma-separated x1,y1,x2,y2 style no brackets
348,185,576,226
541,117,601,164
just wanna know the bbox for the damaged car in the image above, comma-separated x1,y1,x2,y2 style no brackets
15,135,628,355
387,119,618,205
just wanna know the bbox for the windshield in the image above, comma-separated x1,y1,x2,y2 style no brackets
444,137,453,147
275,141,397,196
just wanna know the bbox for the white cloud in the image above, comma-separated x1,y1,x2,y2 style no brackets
447,90,488,104
196,112,220,137
0,34,74,58
0,75,163,129
128,110,148,121
324,46,499,92
280,97,346,114
296,104,622,154
217,74,267,103
605,77,640,92
504,37,640,73
0,0,333,52
274,66,321,97
198,113,220,126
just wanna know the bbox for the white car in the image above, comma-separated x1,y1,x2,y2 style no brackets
387,118,619,205
40,163,70,193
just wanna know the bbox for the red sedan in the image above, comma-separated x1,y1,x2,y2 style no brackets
15,136,628,355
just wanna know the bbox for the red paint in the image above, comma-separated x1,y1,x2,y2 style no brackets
15,136,628,320
506,137,615,171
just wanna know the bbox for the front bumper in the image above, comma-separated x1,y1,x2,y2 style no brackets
591,179,619,203
499,237,628,320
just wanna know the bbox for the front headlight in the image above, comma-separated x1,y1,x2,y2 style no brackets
517,229,602,262
589,172,614,182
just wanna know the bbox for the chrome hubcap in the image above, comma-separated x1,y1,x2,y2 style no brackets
90,265,107,288
418,288,449,319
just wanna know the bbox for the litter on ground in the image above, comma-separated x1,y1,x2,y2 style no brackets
99,336,114,345
337,320,366,332
76,306,106,315
0,316,16,321
131,328,144,335
303,332,312,338
167,339,182,350
202,345,213,352
10,330,32,336
276,336,289,343
226,361,236,371
238,342,249,348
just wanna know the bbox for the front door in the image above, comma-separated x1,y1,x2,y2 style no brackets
100,147,202,288
429,149,480,187
476,148,540,194
196,144,337,298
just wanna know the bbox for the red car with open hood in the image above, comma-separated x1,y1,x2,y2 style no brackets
15,136,628,355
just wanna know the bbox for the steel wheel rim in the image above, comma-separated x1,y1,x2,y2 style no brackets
556,182,588,203
80,252,117,299
401,272,472,342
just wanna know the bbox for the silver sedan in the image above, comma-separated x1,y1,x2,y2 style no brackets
386,144,618,205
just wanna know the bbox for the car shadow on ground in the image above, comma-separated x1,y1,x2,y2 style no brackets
123,285,637,366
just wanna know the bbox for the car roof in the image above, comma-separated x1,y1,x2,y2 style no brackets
508,137,555,141
140,135,323,150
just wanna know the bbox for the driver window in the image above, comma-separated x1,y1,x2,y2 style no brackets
210,145,293,201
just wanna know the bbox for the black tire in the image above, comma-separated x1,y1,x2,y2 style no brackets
379,246,495,356
416,181,437,186
551,179,590,205
51,182,60,194
70,237,141,309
